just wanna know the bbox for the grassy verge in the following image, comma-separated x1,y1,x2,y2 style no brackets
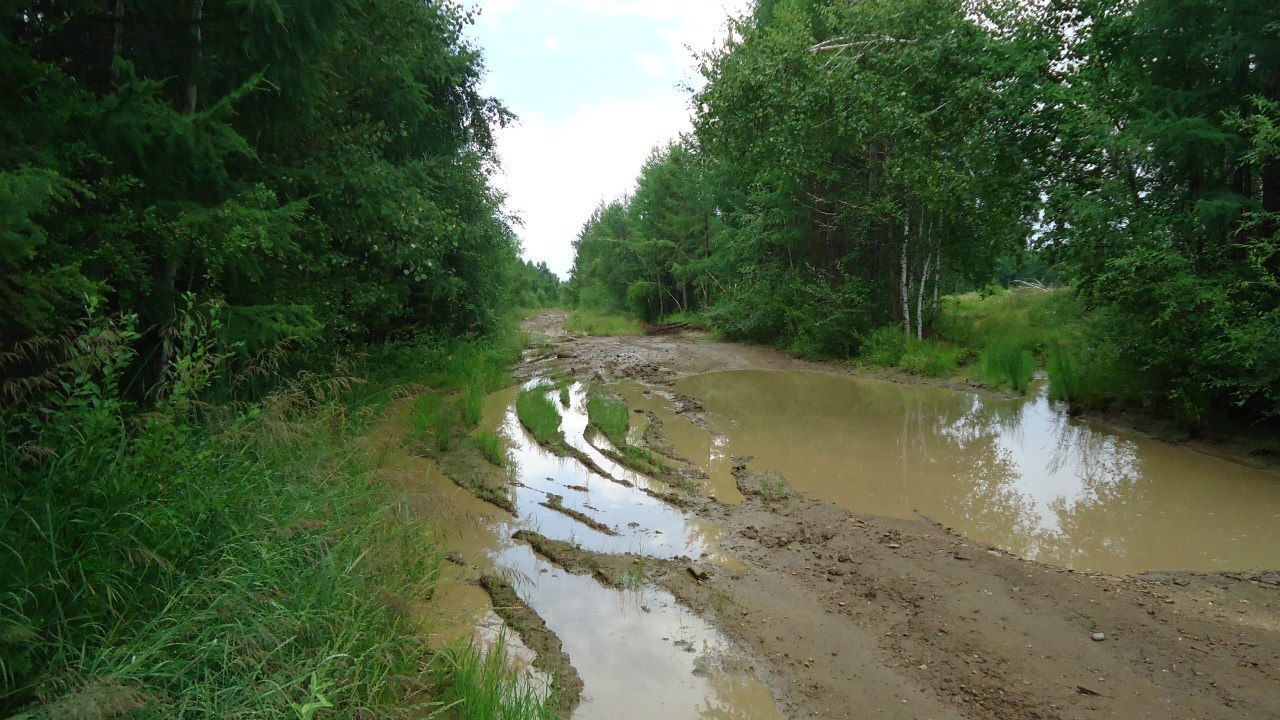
857,288,1141,407
857,326,968,379
564,310,642,336
938,288,1141,403
0,314,544,718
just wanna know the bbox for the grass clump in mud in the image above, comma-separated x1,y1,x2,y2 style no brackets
564,310,643,336
478,575,583,717
433,638,556,720
585,388,631,446
516,385,564,447
474,428,507,466
0,311,545,718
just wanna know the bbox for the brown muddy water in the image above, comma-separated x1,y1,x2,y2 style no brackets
677,369,1280,575
427,382,781,720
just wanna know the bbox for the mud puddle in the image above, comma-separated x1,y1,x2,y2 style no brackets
677,369,1280,574
424,381,780,719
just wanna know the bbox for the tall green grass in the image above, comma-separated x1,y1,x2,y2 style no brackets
515,386,563,446
857,327,966,378
473,428,507,466
0,311,546,718
434,638,555,720
564,310,642,336
937,288,1140,404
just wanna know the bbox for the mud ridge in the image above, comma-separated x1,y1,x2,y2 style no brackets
478,574,583,716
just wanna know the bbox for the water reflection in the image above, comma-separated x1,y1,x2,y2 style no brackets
676,370,1280,574
449,382,781,719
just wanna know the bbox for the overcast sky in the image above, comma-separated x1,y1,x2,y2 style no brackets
465,0,748,278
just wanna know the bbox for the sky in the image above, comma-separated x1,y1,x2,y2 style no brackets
465,0,749,279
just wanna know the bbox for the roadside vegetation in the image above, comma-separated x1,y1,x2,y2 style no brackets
564,310,643,336
565,0,1280,428
0,312,544,717
1,0,558,714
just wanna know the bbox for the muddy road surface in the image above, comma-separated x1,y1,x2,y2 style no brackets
464,311,1280,719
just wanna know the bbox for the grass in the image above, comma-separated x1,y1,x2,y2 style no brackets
937,288,1141,404
585,388,630,447
857,326,967,378
433,638,556,720
516,385,564,447
856,287,1141,407
0,312,547,718
474,428,507,466
564,309,643,336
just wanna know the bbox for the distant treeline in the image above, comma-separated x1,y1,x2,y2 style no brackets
568,0,1280,422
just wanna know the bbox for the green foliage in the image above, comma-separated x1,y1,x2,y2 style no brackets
0,312,550,717
2,0,519,362
512,260,565,309
515,386,564,447
857,327,965,378
710,267,869,357
473,429,507,467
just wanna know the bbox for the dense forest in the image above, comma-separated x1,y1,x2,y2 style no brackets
1,1,559,715
569,0,1280,422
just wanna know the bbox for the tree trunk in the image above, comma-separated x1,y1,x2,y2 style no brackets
916,251,932,340
110,0,125,88
900,215,910,334
184,0,204,115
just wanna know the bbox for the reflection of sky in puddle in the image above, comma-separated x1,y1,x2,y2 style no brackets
495,543,780,720
501,384,724,559
454,380,781,719
677,369,1280,574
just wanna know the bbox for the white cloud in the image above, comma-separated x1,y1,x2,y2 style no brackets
493,96,692,277
637,52,666,77
473,0,753,277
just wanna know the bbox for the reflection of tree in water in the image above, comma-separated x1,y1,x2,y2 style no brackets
1041,423,1144,569
928,384,1146,568
918,393,1047,556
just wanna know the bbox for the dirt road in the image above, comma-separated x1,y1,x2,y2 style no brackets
514,311,1280,719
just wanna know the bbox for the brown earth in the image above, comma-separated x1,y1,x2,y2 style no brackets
516,310,1280,720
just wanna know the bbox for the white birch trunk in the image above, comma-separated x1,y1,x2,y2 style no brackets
916,251,932,340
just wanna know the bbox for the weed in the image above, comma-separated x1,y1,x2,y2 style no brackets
0,312,545,717
434,637,556,720
857,327,965,378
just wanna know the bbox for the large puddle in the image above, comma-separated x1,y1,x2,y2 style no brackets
676,369,1280,574
421,382,781,720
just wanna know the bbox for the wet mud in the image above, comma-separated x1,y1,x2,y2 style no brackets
492,310,1280,720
